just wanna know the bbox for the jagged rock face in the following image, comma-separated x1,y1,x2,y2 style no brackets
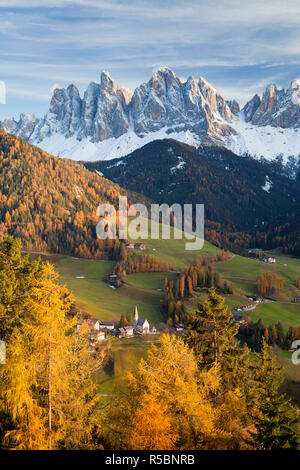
4,67,300,162
1,114,39,140
79,82,100,139
243,94,261,122
0,68,233,146
1,117,18,134
243,78,300,128
130,68,232,138
227,99,240,115
92,71,131,141
31,84,82,142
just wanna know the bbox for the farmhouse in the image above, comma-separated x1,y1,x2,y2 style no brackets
108,273,123,288
100,320,115,330
124,325,134,336
125,242,147,250
90,329,105,344
118,326,134,337
247,295,263,303
263,257,276,264
233,313,247,325
76,318,100,332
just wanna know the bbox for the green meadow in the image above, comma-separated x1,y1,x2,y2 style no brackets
29,243,300,400
96,335,160,395
32,242,300,330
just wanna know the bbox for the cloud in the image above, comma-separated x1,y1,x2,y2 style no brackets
1,1,300,116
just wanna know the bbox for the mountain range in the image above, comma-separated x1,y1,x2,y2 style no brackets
2,67,300,162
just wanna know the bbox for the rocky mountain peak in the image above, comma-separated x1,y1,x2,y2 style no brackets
290,77,300,105
4,67,300,162
243,80,300,128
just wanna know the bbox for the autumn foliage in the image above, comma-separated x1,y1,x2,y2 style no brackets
256,271,284,295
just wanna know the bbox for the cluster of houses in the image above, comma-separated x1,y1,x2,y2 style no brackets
247,249,276,264
232,295,264,324
125,242,147,250
75,306,156,350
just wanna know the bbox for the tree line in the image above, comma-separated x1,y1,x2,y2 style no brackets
163,253,234,325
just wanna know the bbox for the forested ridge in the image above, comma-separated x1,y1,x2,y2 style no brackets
86,139,300,255
0,129,147,258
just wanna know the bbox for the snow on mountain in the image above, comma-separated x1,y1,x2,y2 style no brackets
33,127,200,162
243,78,300,129
2,68,300,162
227,115,300,161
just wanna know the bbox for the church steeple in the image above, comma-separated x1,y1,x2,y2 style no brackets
133,305,139,325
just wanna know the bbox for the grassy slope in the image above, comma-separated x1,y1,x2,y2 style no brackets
35,246,300,396
213,252,300,328
96,336,159,394
36,230,219,323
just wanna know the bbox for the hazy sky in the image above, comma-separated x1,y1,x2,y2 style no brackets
1,0,300,119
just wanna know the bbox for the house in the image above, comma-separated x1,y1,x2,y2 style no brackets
136,318,150,334
90,329,105,344
233,314,247,325
294,297,300,303
125,242,146,250
175,323,184,332
76,318,100,332
263,257,276,264
247,295,263,303
134,243,146,250
108,274,122,288
125,242,135,249
124,326,134,336
118,327,126,337
133,305,150,334
100,320,115,330
117,326,134,338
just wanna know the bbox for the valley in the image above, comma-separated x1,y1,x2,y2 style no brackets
33,238,300,402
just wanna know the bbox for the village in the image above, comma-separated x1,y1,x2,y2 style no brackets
75,305,158,350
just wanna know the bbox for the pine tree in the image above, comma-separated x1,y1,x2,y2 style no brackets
252,340,299,450
185,288,238,366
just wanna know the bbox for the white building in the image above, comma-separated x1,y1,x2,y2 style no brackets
100,320,115,330
133,305,150,334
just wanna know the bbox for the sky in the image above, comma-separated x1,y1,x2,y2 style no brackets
1,0,300,119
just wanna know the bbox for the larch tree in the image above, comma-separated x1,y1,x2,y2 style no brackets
114,335,221,450
0,241,102,450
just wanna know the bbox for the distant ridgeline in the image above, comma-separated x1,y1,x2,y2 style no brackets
84,139,300,256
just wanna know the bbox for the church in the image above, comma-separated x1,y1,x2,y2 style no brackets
133,305,150,334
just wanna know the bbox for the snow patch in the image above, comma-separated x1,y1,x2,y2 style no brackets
227,115,300,163
170,156,186,173
262,176,273,193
